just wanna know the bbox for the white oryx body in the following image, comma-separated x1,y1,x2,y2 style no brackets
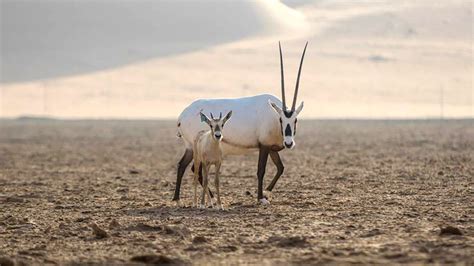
178,94,284,156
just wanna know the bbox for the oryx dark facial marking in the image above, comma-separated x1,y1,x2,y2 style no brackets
284,124,292,137
283,110,294,118
294,118,297,135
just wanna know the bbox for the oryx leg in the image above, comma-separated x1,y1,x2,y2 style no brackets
266,151,284,192
192,159,200,207
214,162,223,210
257,146,270,204
200,163,213,208
173,149,193,202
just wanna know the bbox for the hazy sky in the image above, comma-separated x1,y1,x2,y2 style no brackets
0,0,472,118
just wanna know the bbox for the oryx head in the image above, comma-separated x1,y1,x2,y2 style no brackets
200,111,233,142
269,42,307,149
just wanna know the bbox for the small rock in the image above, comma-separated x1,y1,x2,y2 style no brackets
268,236,309,248
0,257,14,266
384,252,407,259
360,228,383,238
116,187,128,193
437,171,444,176
44,226,51,234
18,250,46,257
130,254,185,265
7,223,37,230
192,236,208,244
440,226,463,236
245,191,252,196
74,217,89,223
43,258,58,264
220,245,238,252
126,223,161,232
109,219,121,229
6,196,25,203
129,170,140,175
164,225,192,239
90,222,108,239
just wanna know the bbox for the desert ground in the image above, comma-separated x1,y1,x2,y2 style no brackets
0,119,472,265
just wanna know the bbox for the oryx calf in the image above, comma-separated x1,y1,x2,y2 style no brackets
193,111,232,209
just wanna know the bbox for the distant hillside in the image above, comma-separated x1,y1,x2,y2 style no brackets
0,0,305,83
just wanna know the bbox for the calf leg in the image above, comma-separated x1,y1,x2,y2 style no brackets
192,163,214,198
266,151,284,191
173,149,193,202
214,162,223,209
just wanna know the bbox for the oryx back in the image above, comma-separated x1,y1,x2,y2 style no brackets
178,94,283,155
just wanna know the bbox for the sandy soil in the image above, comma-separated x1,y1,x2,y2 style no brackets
0,119,473,265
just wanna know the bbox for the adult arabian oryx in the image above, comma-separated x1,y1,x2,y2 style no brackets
174,42,308,204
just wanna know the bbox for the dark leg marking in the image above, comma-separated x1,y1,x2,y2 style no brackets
173,149,193,201
257,146,270,200
266,151,284,191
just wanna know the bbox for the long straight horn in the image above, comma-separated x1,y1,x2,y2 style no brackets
210,112,214,119
279,41,287,111
292,42,308,111
219,112,222,119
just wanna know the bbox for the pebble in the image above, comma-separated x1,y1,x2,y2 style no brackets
440,226,463,236
90,222,108,239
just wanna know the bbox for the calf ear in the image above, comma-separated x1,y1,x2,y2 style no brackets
223,110,233,125
268,100,283,115
200,112,211,124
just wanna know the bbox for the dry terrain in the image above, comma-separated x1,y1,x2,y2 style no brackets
0,119,473,265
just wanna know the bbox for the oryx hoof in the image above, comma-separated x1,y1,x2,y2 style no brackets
207,198,215,206
208,200,214,208
259,198,270,205
264,191,273,199
199,204,206,209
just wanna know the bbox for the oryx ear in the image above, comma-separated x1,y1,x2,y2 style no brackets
200,112,211,124
295,101,304,115
268,100,283,115
223,110,233,125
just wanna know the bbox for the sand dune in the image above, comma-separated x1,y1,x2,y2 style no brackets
0,0,472,118
1,0,306,83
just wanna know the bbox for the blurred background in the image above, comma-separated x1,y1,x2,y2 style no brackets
0,0,472,119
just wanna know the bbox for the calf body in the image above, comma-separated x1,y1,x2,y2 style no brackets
193,130,223,208
192,111,232,209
